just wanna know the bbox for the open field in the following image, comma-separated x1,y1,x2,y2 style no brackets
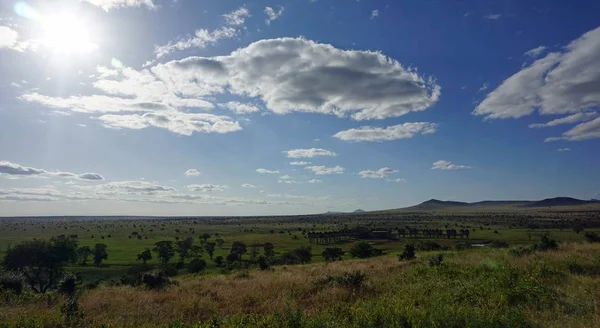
2,203,600,327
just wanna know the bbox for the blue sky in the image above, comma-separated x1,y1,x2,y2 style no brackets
0,0,599,216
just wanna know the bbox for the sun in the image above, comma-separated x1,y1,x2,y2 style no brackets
40,14,98,55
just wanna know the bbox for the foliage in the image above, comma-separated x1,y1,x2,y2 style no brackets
76,246,92,266
60,296,84,328
137,248,153,265
57,272,79,296
141,271,174,290
188,258,207,273
490,240,510,248
229,241,247,262
263,242,275,258
428,254,444,267
175,237,195,264
153,241,176,266
0,271,25,295
314,271,367,293
214,256,224,267
2,237,78,293
322,247,345,262
257,256,270,270
584,232,600,243
204,242,216,259
93,243,108,267
533,234,559,251
509,245,535,257
417,241,444,251
398,244,416,261
349,242,383,259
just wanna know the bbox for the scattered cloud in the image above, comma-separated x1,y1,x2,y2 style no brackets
290,161,310,166
474,26,600,141
187,184,228,192
185,169,201,176
152,37,440,121
279,174,292,180
524,45,547,58
529,112,597,128
241,183,256,188
83,0,156,11
256,168,280,174
0,26,25,51
308,179,322,183
264,6,284,25
218,101,259,114
483,14,501,20
306,165,345,175
278,179,300,184
359,167,398,179
477,82,488,93
371,10,379,19
0,160,104,180
389,178,405,183
284,148,336,158
154,6,250,58
333,122,437,142
557,148,571,152
432,160,471,170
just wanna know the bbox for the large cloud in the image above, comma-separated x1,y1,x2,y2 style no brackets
152,37,440,120
0,26,19,50
334,122,437,142
474,26,600,141
529,112,597,128
432,160,471,170
359,167,398,179
97,112,241,135
0,161,104,180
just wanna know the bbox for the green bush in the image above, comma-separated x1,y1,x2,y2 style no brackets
141,271,173,290
428,254,444,267
509,245,535,257
188,259,206,273
398,244,416,261
490,240,509,248
57,273,79,296
584,232,600,243
0,271,25,295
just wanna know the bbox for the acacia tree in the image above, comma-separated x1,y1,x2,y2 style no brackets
204,242,216,259
77,246,92,266
2,237,78,293
322,248,344,262
229,241,247,262
153,241,175,267
137,248,152,265
263,242,275,258
93,244,108,267
175,237,194,264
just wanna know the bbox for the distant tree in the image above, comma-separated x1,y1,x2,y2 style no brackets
250,244,260,262
188,258,207,273
229,241,247,262
216,238,225,248
322,248,344,262
398,244,416,261
573,225,585,234
204,242,216,259
293,247,312,264
77,246,92,266
214,256,224,267
153,241,175,266
350,242,382,259
257,256,270,270
2,238,78,293
201,233,211,241
175,237,194,264
93,244,108,267
584,232,600,243
137,248,152,265
263,242,275,258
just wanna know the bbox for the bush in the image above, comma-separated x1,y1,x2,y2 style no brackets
187,258,206,273
428,254,444,267
257,256,270,270
141,271,173,290
350,242,383,259
534,234,559,251
584,232,600,243
509,245,535,257
0,271,25,295
417,241,445,251
57,273,79,296
490,240,509,248
315,271,367,293
398,244,416,261
163,264,179,277
455,241,471,250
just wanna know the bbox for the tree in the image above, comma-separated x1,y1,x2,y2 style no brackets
293,247,312,264
2,238,78,293
250,244,260,262
175,237,194,264
204,242,216,259
76,246,92,266
216,238,225,248
398,244,416,261
137,248,152,265
214,256,224,267
322,248,344,262
350,242,382,259
229,241,247,262
257,256,270,270
263,242,275,258
153,241,175,266
93,244,108,267
188,258,207,273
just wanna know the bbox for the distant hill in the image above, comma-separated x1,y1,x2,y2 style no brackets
410,199,469,210
353,209,365,213
526,197,600,207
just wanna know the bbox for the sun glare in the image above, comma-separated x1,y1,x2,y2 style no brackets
40,14,98,55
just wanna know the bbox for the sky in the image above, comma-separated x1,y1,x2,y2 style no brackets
0,0,599,216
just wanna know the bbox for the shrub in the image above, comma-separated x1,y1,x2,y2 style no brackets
60,296,84,327
57,273,79,296
398,244,416,261
0,271,25,295
490,240,509,248
455,241,471,250
534,234,559,251
315,271,367,293
428,254,444,267
350,242,383,259
584,232,600,243
141,271,172,290
417,241,444,251
509,245,535,257
188,258,206,273
257,256,270,270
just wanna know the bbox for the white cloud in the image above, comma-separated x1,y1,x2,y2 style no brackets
89,181,175,193
290,161,310,166
185,169,201,176
371,10,379,19
278,179,300,184
483,14,501,20
264,6,284,25
389,178,405,183
218,101,259,114
306,165,345,175
529,112,597,128
0,26,23,51
241,183,256,188
155,6,249,58
333,122,437,142
151,37,440,121
474,26,600,141
524,45,547,58
187,184,228,192
284,148,336,158
256,168,279,174
0,160,104,180
83,0,156,10
432,160,471,170
477,82,488,93
557,148,571,152
279,174,292,180
359,167,398,179
308,179,322,184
